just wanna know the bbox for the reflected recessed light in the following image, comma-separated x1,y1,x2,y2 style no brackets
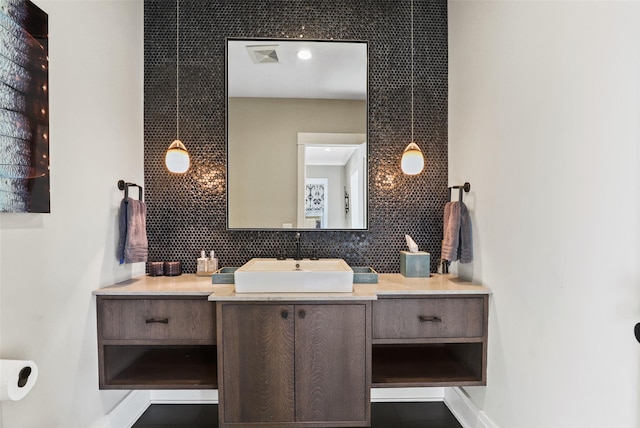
297,49,312,60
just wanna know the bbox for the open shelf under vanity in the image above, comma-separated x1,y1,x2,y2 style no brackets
372,343,485,387
102,345,217,389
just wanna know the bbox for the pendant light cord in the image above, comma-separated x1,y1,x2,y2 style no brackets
176,0,180,140
410,0,414,143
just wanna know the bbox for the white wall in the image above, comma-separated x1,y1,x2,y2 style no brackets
0,1,144,427
449,1,640,427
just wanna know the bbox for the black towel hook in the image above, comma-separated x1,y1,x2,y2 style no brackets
118,180,143,202
448,182,471,202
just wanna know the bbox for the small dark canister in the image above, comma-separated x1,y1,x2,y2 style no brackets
147,261,164,276
163,261,182,276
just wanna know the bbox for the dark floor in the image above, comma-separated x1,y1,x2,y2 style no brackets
133,402,462,428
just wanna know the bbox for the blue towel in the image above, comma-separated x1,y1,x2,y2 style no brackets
117,198,148,264
441,201,472,263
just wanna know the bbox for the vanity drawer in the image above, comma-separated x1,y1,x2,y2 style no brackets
98,298,215,341
372,297,485,340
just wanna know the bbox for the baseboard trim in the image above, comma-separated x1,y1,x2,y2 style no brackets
444,387,498,428
91,391,150,428
149,389,218,404
371,387,444,402
96,387,449,427
92,390,219,428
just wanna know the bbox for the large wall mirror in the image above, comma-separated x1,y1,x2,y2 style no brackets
227,39,368,230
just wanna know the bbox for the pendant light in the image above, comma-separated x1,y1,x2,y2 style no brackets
401,0,425,175
165,0,190,174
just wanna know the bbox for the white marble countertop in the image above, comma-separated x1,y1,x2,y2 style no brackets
93,272,491,300
93,274,215,296
364,273,491,296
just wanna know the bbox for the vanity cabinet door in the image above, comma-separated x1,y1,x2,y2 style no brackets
295,304,369,424
217,301,371,428
220,304,295,424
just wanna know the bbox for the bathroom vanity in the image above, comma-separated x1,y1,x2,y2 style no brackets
94,273,490,427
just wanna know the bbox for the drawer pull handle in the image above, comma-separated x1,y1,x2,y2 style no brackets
298,309,306,319
145,318,169,324
419,315,442,323
281,310,289,319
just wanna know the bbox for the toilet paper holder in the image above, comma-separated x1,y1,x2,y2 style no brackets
0,359,38,401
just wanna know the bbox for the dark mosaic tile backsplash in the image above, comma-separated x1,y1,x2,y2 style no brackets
144,0,448,273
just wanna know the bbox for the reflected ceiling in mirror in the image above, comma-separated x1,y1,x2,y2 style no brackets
227,39,368,230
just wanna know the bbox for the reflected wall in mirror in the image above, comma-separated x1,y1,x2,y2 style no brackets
227,39,368,230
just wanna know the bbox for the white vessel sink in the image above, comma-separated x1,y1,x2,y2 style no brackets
234,258,354,293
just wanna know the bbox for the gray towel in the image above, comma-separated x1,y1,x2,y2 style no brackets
441,201,460,262
117,198,148,264
459,202,473,263
441,201,473,263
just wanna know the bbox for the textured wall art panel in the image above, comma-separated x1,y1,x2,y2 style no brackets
144,0,448,273
0,0,49,212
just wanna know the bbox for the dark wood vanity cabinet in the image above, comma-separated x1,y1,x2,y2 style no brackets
96,296,217,389
95,283,489,417
371,295,488,387
217,301,371,428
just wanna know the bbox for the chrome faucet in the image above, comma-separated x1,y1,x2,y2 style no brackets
294,232,302,260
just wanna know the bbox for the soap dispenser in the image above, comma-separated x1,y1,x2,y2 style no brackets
197,250,207,276
207,250,218,274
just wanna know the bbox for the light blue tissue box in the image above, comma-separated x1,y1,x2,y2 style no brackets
400,251,431,277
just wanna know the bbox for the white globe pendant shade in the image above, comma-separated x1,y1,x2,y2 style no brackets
401,142,424,175
165,139,190,173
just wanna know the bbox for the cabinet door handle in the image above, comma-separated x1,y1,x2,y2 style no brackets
298,309,306,319
418,315,442,323
145,318,169,324
281,310,289,319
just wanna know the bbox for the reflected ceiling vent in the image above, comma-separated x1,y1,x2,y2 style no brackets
246,45,279,64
